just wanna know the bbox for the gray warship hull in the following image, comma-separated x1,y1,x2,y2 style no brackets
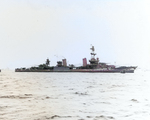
15,66,136,73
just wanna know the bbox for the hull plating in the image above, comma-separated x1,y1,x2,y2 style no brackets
15,69,135,73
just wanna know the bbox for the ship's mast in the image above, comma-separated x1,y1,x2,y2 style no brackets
46,58,50,66
90,46,96,59
89,45,99,66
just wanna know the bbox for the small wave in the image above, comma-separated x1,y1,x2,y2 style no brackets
131,99,139,103
0,94,33,99
36,115,78,119
74,92,88,96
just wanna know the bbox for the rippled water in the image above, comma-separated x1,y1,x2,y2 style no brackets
0,69,150,120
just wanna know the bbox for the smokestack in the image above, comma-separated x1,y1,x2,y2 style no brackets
62,59,67,67
83,58,87,66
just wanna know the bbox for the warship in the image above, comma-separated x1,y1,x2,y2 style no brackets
15,46,137,73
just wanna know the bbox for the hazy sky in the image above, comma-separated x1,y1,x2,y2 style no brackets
0,0,150,69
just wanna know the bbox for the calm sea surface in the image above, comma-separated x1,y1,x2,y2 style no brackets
0,69,150,120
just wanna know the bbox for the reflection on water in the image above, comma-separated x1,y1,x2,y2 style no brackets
0,69,150,120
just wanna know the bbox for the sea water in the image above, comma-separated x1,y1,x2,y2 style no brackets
0,69,150,120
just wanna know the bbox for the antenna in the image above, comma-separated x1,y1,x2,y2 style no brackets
90,45,96,59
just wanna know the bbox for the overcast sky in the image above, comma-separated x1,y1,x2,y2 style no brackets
0,0,150,69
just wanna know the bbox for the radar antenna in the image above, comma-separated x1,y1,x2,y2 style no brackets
90,46,95,52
